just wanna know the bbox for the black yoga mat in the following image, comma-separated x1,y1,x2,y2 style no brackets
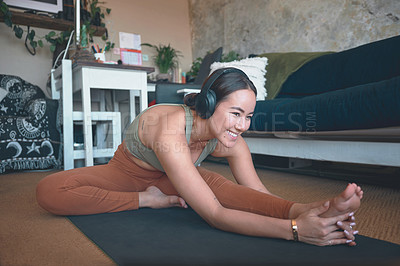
68,207,400,266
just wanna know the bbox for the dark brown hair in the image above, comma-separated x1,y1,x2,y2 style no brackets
184,71,257,110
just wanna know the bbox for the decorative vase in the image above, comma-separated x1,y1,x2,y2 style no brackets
156,73,171,82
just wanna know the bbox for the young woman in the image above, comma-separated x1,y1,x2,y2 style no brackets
37,68,363,246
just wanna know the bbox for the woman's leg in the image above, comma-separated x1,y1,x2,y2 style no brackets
194,167,362,220
36,142,166,215
150,167,294,219
195,167,294,219
36,163,150,215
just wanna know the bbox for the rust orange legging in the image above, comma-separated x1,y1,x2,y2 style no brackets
36,142,294,218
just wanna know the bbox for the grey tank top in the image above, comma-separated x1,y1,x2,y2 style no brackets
124,104,218,172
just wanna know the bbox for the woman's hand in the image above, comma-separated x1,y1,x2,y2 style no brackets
336,214,359,246
296,201,357,246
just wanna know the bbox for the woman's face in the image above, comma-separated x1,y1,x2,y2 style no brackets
209,89,256,148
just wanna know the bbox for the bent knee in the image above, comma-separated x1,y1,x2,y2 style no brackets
36,175,66,215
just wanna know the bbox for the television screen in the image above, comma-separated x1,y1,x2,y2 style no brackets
4,0,63,14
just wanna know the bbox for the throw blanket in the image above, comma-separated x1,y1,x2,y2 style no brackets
0,75,61,173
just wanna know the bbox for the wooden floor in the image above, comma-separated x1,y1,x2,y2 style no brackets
1,161,399,266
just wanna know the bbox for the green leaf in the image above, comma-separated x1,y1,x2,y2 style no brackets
50,44,56,53
38,40,43,47
0,0,12,28
64,30,72,39
60,31,67,39
106,8,111,14
1,2,10,16
47,31,56,38
30,40,37,48
14,26,23,39
28,29,35,40
56,36,65,44
4,17,12,27
1,3,7,14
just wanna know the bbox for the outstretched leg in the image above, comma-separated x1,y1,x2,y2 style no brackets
195,167,363,221
195,167,295,219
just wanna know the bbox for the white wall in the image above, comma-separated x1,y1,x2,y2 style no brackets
0,25,54,96
101,0,193,76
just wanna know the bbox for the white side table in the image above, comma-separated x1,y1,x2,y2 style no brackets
54,60,154,169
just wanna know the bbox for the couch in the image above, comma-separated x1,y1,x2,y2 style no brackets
243,35,400,167
0,75,62,173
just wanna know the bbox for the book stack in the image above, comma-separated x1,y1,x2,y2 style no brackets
172,68,186,84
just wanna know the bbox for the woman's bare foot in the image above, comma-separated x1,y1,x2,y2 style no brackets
139,186,188,209
288,183,363,219
320,183,363,218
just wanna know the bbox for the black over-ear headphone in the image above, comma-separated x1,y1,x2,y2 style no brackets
195,67,248,119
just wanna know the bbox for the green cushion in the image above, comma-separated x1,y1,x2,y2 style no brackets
258,52,333,99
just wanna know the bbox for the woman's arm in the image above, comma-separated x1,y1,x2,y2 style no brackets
212,136,274,195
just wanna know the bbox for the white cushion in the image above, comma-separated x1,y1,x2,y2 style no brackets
210,57,268,100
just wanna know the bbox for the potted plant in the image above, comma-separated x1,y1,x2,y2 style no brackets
142,43,181,81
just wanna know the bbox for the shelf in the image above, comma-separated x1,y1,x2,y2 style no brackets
0,11,106,36
73,60,155,74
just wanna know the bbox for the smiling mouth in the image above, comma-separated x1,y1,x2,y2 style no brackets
227,130,238,138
